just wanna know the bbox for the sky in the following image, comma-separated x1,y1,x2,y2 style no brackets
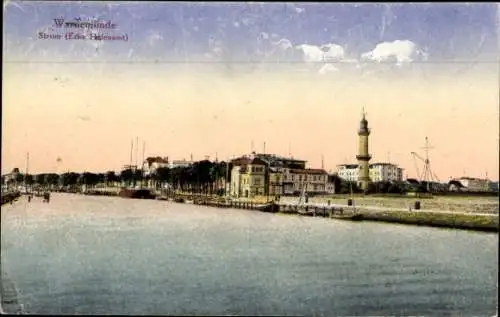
2,2,499,181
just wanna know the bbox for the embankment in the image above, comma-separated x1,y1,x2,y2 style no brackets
358,210,499,233
0,191,21,206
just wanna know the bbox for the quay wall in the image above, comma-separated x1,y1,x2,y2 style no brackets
37,190,499,233
281,195,499,215
0,191,21,206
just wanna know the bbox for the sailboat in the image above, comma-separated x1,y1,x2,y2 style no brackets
118,138,156,200
296,180,310,215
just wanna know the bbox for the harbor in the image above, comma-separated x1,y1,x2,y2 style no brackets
7,187,498,233
1,192,497,315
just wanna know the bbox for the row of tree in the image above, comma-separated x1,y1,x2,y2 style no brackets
3,160,415,195
2,160,232,195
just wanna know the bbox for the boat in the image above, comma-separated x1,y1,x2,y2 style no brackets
296,181,310,215
118,139,156,200
255,202,279,213
118,188,156,199
173,197,185,203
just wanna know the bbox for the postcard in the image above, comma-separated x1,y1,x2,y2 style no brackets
2,2,498,315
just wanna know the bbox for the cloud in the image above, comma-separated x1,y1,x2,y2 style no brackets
295,43,345,62
147,31,163,47
295,6,305,14
272,38,293,50
361,40,427,66
318,63,339,75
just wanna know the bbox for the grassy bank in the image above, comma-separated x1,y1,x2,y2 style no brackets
359,210,499,233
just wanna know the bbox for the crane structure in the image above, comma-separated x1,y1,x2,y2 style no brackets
411,137,440,192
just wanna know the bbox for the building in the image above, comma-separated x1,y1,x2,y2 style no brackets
169,159,194,169
337,163,404,183
230,152,333,197
230,155,267,197
281,168,329,195
451,177,491,192
143,156,169,176
2,168,21,186
368,163,404,182
337,164,359,182
489,181,499,192
356,110,372,191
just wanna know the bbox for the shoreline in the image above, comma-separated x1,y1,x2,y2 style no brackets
9,190,499,233
0,191,21,206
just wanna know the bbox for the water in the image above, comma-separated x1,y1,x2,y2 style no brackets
1,193,498,315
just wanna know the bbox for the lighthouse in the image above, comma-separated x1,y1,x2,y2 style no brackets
356,108,372,192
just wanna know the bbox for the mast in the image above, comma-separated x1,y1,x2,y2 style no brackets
129,139,133,169
135,136,139,171
226,157,230,197
142,140,146,187
25,152,29,191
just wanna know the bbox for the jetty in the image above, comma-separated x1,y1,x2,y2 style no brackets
161,193,499,232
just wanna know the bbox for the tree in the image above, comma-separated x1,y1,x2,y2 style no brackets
119,168,134,187
34,174,46,185
59,172,79,188
155,167,171,189
15,173,24,184
24,174,34,185
105,171,118,186
46,174,59,188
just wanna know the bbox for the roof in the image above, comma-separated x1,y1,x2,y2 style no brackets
448,180,465,187
289,168,327,175
458,177,488,182
145,156,169,164
337,164,358,169
231,156,267,166
254,153,306,163
369,162,399,167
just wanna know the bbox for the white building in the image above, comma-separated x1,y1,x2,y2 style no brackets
337,163,404,182
336,164,359,182
454,177,490,192
169,159,194,169
143,157,169,176
369,163,404,182
281,168,329,195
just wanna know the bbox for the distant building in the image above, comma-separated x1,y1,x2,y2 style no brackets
337,163,404,183
143,157,169,176
489,181,499,192
450,177,491,192
230,152,333,198
281,168,329,195
230,155,267,197
369,163,404,182
2,168,21,185
336,164,359,182
169,159,194,169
